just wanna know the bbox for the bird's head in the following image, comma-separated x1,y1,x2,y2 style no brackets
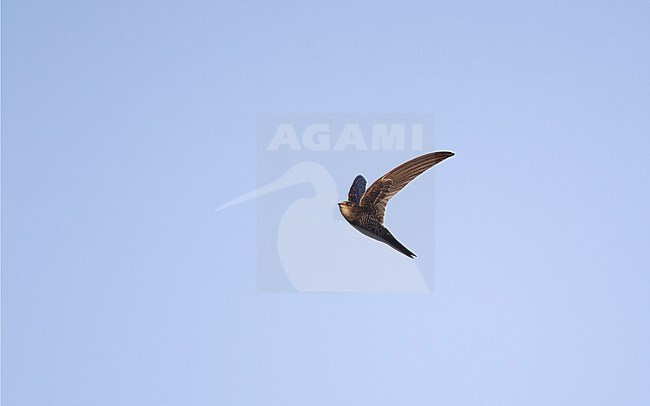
337,200,356,219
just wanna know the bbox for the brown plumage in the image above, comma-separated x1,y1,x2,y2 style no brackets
338,151,454,258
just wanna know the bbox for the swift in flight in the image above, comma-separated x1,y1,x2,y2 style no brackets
338,151,454,258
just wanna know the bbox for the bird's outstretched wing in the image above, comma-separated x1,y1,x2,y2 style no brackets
359,151,454,221
348,175,366,204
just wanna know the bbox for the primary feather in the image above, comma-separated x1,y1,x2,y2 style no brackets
359,151,454,222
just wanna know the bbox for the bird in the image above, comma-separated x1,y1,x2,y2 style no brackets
338,151,454,258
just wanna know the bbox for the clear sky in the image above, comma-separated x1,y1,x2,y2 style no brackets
3,1,650,405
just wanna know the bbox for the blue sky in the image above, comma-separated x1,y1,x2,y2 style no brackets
3,1,650,405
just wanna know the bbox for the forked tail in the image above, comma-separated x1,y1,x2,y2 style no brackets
383,229,417,259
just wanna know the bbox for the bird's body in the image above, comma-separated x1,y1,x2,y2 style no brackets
338,151,454,258
339,201,416,258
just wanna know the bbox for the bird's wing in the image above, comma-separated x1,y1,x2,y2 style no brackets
359,151,454,222
348,175,367,204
